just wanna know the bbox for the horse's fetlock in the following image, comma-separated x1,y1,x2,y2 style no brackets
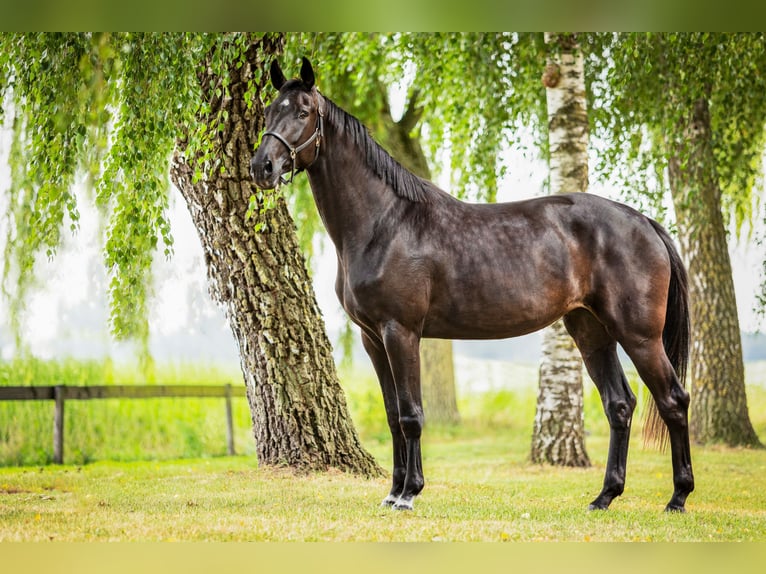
404,475,425,497
675,469,694,493
606,474,625,497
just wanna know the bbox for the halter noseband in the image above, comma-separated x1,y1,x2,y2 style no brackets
261,98,324,185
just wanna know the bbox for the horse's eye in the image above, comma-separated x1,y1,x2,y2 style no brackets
298,110,309,119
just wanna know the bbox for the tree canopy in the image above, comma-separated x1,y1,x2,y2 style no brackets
287,33,550,202
3,32,765,357
585,33,766,234
0,33,269,352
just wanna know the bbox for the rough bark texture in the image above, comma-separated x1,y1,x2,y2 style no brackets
171,34,383,475
531,33,590,467
668,97,761,447
378,92,460,425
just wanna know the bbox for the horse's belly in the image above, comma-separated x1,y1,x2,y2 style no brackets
423,320,544,340
422,297,571,340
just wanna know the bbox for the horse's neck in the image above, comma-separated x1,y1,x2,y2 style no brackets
306,138,396,255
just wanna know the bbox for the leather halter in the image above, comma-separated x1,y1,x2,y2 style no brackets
261,97,324,185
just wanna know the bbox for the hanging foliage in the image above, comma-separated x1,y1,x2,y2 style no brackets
0,33,269,350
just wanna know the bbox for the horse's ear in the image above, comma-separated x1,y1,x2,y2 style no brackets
300,57,315,89
270,60,286,91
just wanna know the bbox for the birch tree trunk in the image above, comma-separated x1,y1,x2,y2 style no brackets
668,97,761,447
531,33,590,466
171,33,383,475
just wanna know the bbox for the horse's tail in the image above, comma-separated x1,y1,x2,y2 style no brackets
643,219,691,449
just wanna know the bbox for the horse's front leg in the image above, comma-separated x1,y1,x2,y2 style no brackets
361,331,406,506
382,321,424,510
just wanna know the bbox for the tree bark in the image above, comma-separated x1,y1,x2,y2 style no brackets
171,33,383,475
531,33,590,467
532,320,590,464
378,89,461,425
667,97,761,447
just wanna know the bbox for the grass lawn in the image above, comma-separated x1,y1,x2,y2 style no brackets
1,423,765,542
2,359,765,542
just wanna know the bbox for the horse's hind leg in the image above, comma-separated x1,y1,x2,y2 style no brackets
621,337,694,512
564,309,636,510
361,330,406,507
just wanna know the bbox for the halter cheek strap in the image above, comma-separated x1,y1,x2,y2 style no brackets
261,100,325,185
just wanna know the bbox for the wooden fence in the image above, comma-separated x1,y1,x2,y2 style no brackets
0,384,247,464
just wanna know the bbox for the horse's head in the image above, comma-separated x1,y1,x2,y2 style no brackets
250,57,324,189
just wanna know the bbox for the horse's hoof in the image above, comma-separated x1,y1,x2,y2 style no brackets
393,497,414,511
587,503,608,511
380,494,398,507
664,504,686,513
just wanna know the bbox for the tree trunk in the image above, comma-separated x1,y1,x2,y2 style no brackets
532,320,590,464
378,89,460,425
531,33,590,467
420,339,460,425
171,33,383,475
667,97,761,447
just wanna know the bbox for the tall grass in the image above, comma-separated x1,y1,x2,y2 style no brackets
0,358,254,465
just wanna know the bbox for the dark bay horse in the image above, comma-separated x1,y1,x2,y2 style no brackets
250,58,694,513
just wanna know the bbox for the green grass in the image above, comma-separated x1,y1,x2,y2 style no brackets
1,358,765,540
1,425,765,541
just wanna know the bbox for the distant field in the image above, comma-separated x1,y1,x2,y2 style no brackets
746,360,766,387
0,358,254,466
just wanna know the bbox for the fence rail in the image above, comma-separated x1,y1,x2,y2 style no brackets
0,384,248,464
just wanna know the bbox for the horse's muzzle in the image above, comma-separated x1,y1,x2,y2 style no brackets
250,151,280,190
250,146,294,189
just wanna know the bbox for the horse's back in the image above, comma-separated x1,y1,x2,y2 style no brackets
417,192,671,340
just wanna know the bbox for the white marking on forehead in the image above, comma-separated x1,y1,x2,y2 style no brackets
281,99,290,107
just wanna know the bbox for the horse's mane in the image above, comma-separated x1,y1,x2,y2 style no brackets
323,95,431,203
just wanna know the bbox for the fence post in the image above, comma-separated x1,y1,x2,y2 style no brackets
225,384,235,456
53,385,65,464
